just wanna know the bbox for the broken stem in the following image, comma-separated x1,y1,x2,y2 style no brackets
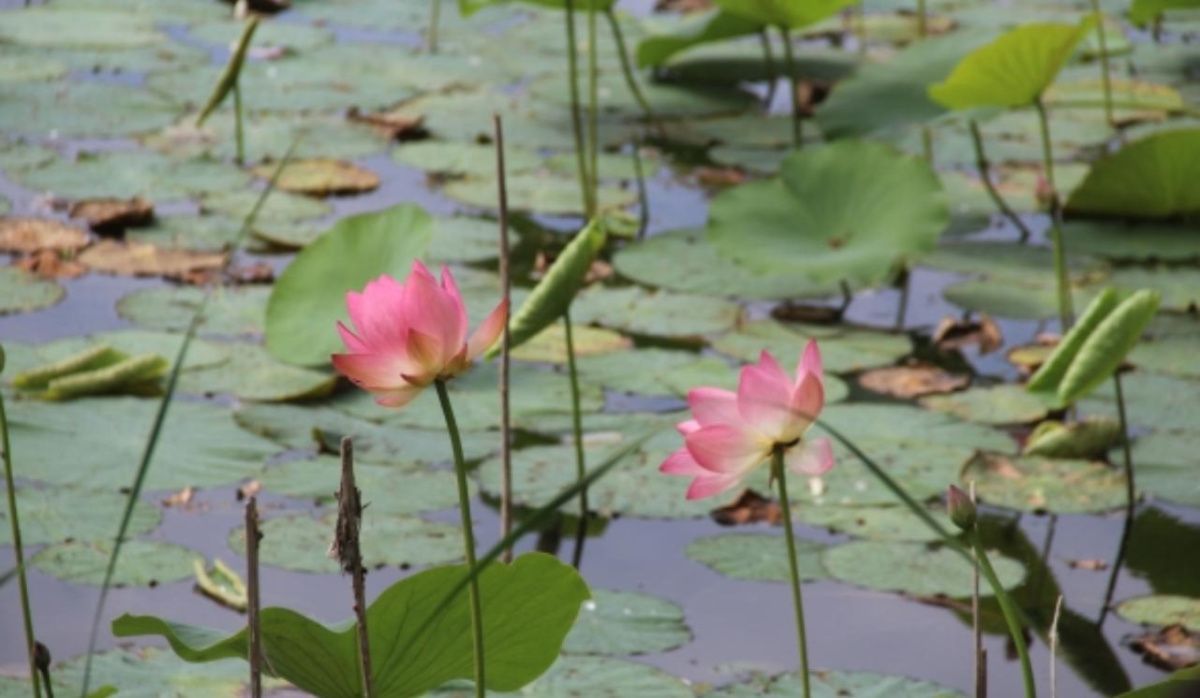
245,497,263,698
772,446,812,698
494,114,515,564
969,119,1034,243
336,438,373,697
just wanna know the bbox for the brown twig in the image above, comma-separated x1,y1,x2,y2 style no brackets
332,437,373,697
494,114,514,565
245,497,263,698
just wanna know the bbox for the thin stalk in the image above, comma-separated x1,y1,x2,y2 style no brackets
245,497,262,698
1034,98,1074,330
336,438,373,697
632,140,650,239
493,114,514,564
760,30,778,108
79,138,302,697
772,447,812,698
0,387,42,698
605,9,655,124
563,0,594,215
969,120,1034,243
586,0,600,214
1089,0,1115,127
563,311,589,569
852,4,867,56
916,0,927,38
1098,372,1137,626
921,126,934,165
971,482,985,698
434,380,486,698
233,80,245,166
894,270,910,331
1049,595,1064,698
970,529,1037,698
779,26,803,148
427,0,440,53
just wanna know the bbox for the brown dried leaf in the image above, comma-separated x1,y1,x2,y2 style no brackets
933,314,1004,354
13,249,88,279
347,107,427,140
78,240,226,281
226,261,274,284
1067,558,1109,571
0,217,89,254
1131,624,1200,671
711,489,781,526
655,0,712,12
250,158,380,197
69,197,154,234
858,363,969,399
162,486,195,508
770,302,842,324
694,166,746,188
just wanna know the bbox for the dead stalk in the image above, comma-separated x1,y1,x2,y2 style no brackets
494,114,514,564
245,497,263,698
334,437,373,697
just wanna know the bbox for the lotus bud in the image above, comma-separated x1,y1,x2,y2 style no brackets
947,484,977,531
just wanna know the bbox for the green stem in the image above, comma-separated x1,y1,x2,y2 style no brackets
427,0,440,53
970,529,1037,698
1089,0,1115,127
605,9,655,125
916,0,927,37
970,119,1034,243
631,139,650,239
0,389,42,698
1096,372,1137,626
772,447,812,698
233,80,245,167
760,30,778,108
563,0,594,216
434,380,486,698
778,26,803,148
563,310,589,569
586,0,599,215
1035,98,1074,330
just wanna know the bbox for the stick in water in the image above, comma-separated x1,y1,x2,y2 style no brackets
332,437,373,696
493,114,515,564
245,497,263,698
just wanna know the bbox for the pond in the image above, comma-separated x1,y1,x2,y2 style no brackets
0,0,1198,696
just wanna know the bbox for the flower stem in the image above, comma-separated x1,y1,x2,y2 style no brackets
0,388,42,698
1098,371,1137,626
760,30,778,108
779,26,803,148
586,0,599,215
1089,0,1115,127
605,9,655,125
494,114,515,564
970,119,1034,243
427,0,440,53
233,80,245,166
563,311,589,569
772,447,812,698
434,379,486,698
563,0,594,216
1034,98,1074,330
969,528,1036,698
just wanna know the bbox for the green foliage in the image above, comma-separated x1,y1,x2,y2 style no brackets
265,204,434,366
1129,0,1200,24
1065,128,1200,219
636,10,761,67
928,20,1093,109
113,553,589,697
713,0,858,29
196,18,259,125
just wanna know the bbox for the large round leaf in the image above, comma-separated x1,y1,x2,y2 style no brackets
685,532,829,582
31,539,199,587
707,140,948,288
1065,128,1200,219
706,669,965,696
1116,595,1200,629
0,267,63,315
563,589,691,656
822,541,1024,597
713,0,857,29
265,204,433,366
0,486,160,546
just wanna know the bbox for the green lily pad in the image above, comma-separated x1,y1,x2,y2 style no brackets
0,486,160,546
0,137,56,171
444,172,637,216
125,214,256,252
15,149,249,201
1066,128,1200,219
433,655,693,697
712,320,911,373
570,285,742,338
425,216,504,263
229,511,461,573
190,19,334,52
796,505,955,543
264,204,433,366
1082,371,1200,433
962,452,1127,513
563,589,691,656
38,647,250,697
0,6,164,48
941,279,1097,320
511,324,632,363
0,267,63,315
613,228,839,300
0,49,68,83
929,21,1092,109
201,188,332,243
709,141,947,288
529,70,755,119
35,329,229,371
148,113,387,163
7,397,277,490
1108,266,1200,313
1129,430,1200,507
393,140,543,177
1116,595,1200,629
823,540,1024,597
0,82,178,138
257,455,466,515
234,404,496,467
706,669,966,696
919,384,1054,425
177,343,336,402
685,533,829,582
117,286,270,337
574,348,732,397
713,0,856,29
1062,221,1200,262
31,539,199,587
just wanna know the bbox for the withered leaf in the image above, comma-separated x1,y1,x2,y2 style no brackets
69,197,154,234
711,489,781,526
858,363,969,399
933,314,1004,355
0,217,89,254
79,240,226,281
250,158,380,197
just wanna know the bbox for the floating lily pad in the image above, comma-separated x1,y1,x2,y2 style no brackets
234,404,496,467
920,384,1053,425
575,348,730,397
190,19,334,52
707,669,966,696
178,343,336,402
117,286,270,337
31,539,199,587
1082,371,1200,433
685,533,829,582
444,172,636,215
823,540,1024,597
149,113,387,163
7,397,277,490
15,150,248,201
0,267,64,315
796,505,955,543
1108,266,1200,313
530,70,755,119
1117,595,1200,630
37,329,229,371
0,6,164,48
425,216,503,263
393,140,543,177
962,451,1127,513
250,158,380,197
570,285,743,338
0,82,178,138
1066,128,1200,219
510,323,633,363
229,511,461,573
1129,430,1200,507
44,647,250,697
435,655,693,697
712,320,911,373
257,455,466,515
707,141,949,288
1062,221,1200,262
0,49,68,83
125,214,253,252
202,188,332,244
563,589,691,656
0,486,160,546
613,228,838,300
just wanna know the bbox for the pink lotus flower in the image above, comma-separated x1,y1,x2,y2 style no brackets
332,261,508,408
661,341,834,500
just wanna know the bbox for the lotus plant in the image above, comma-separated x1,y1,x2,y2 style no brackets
661,341,833,698
332,260,508,698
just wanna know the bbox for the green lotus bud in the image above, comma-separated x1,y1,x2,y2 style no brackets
947,484,977,531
